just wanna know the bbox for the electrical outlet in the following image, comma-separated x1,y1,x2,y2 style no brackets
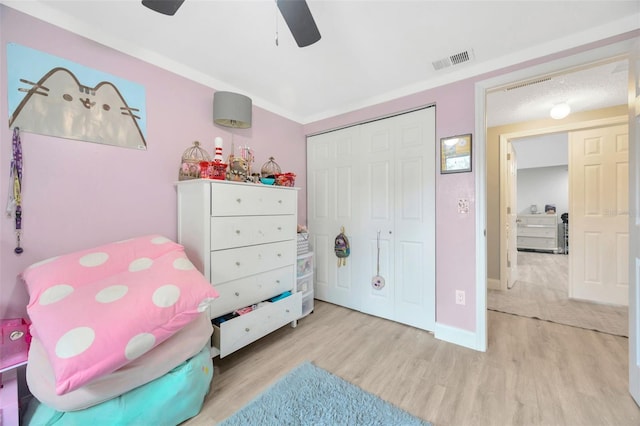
455,290,465,305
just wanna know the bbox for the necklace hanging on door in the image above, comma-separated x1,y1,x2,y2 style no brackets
372,230,385,289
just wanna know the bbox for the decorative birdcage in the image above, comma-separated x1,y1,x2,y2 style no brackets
179,141,211,181
260,156,281,177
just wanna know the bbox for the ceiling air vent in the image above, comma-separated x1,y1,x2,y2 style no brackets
504,77,552,91
432,49,475,71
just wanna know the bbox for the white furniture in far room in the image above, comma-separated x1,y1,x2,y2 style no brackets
176,179,301,358
517,213,558,253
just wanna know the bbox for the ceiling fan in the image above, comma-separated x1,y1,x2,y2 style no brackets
141,0,321,47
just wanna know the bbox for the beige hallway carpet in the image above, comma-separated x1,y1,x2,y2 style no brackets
488,251,628,337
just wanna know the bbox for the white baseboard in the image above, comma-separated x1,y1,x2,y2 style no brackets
487,278,501,290
435,322,484,352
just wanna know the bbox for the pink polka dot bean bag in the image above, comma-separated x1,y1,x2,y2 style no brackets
21,235,218,395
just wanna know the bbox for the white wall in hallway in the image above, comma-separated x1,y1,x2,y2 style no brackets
512,133,568,169
517,165,568,221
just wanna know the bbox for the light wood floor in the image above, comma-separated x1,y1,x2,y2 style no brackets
184,300,639,426
488,251,628,337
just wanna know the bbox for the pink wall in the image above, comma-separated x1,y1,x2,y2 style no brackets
0,6,305,319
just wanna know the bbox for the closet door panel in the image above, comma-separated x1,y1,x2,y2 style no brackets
307,127,361,311
358,119,395,320
336,166,353,219
369,128,392,152
307,107,435,331
399,158,423,219
367,161,391,221
313,168,330,219
359,234,394,321
394,108,435,330
312,233,329,296
395,240,427,328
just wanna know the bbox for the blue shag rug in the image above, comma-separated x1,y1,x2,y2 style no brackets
219,361,432,426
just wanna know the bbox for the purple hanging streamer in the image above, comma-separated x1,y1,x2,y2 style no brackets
11,127,23,253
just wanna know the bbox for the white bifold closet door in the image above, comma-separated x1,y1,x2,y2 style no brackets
307,106,435,331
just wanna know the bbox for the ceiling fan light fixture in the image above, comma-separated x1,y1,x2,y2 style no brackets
276,0,321,47
141,0,185,16
550,102,571,120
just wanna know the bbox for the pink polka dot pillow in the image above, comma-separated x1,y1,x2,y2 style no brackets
21,235,218,395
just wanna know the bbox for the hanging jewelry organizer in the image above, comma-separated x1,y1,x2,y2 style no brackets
7,127,24,254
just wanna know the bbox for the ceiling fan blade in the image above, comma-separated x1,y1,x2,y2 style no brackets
141,0,185,16
276,0,321,48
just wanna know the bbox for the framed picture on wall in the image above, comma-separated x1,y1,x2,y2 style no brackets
441,134,472,174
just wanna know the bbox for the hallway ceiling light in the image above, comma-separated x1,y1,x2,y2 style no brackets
550,102,571,119
443,137,461,146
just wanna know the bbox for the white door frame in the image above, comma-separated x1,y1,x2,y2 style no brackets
498,117,626,292
475,38,636,353
627,37,640,406
503,138,518,290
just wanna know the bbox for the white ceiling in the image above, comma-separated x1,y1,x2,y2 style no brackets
486,59,629,127
2,0,639,125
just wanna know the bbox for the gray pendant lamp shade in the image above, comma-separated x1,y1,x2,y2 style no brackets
213,91,252,129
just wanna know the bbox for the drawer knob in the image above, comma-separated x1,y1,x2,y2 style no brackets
235,292,239,296
245,328,250,332
236,198,242,204
236,261,241,266
277,253,282,257
277,226,282,231
235,229,241,235
278,200,282,204
286,309,290,313
276,280,280,284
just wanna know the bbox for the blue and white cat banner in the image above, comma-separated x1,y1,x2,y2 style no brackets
7,43,147,150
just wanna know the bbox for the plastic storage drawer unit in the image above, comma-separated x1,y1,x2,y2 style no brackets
296,252,313,277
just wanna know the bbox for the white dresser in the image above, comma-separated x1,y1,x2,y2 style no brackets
517,214,558,253
176,179,301,357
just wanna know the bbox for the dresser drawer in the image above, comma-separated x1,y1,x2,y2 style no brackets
211,240,296,284
210,266,295,317
517,236,557,249
211,184,297,216
213,292,302,357
210,215,296,250
520,215,556,226
518,226,556,238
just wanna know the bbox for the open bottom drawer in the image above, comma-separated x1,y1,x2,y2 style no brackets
213,292,302,358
